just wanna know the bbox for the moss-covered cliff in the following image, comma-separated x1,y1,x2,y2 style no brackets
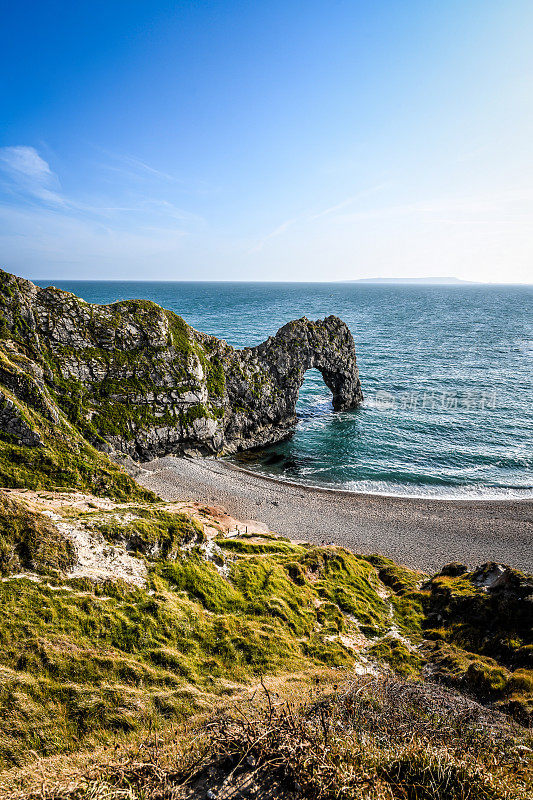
0,269,362,490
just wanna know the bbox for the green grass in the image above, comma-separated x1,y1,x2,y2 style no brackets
0,351,158,501
0,437,156,501
364,553,426,594
0,485,531,771
94,507,205,558
0,493,73,576
0,498,409,768
165,310,193,355
216,537,301,555
367,635,424,676
306,549,390,636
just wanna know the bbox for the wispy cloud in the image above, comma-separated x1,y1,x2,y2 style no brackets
98,151,182,184
334,187,533,225
0,145,65,205
247,216,300,254
94,147,218,196
0,203,190,275
310,196,358,221
310,183,389,221
0,144,209,276
0,144,206,225
117,154,181,183
0,146,52,180
247,183,389,254
250,185,533,259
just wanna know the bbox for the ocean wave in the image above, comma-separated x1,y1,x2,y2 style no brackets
236,465,533,499
340,479,533,500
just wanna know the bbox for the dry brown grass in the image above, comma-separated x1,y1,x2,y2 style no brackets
5,673,531,800
0,669,337,800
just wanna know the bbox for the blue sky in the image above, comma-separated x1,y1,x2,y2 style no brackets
1,0,532,281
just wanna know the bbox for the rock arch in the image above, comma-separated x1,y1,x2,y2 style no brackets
223,316,363,451
0,269,363,458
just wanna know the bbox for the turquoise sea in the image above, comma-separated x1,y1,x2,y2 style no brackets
35,280,533,499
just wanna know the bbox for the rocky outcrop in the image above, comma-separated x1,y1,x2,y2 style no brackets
0,268,362,460
0,390,43,447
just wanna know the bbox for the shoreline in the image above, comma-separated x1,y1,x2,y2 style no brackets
131,456,533,573
223,459,533,502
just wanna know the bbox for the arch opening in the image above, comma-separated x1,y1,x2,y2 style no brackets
296,367,335,419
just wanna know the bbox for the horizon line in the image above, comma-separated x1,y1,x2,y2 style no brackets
29,277,533,286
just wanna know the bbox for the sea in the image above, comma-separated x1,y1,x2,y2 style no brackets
34,280,533,499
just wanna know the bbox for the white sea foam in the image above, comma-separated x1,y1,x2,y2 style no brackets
233,464,533,500
341,480,533,500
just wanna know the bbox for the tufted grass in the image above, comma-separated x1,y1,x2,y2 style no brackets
94,507,205,557
0,498,400,768
30,675,532,800
0,492,531,774
0,493,74,575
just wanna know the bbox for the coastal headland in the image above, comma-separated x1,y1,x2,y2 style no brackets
0,267,529,574
0,268,362,460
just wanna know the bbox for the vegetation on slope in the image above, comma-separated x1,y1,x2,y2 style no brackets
0,493,530,795
10,676,532,800
166,675,532,800
0,493,74,575
0,434,155,502
0,494,401,768
420,562,533,724
0,351,157,500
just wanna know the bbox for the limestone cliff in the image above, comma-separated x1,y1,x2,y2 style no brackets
0,268,362,465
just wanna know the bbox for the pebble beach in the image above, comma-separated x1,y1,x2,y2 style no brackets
133,456,533,573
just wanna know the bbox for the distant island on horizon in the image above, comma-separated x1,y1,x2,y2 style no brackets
345,276,478,285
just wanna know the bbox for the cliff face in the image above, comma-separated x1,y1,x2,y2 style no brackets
0,269,362,462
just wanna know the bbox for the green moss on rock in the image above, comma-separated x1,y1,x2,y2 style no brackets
0,493,73,575
0,268,363,462
368,635,424,676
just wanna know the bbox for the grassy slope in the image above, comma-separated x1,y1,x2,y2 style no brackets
0,492,531,776
0,349,157,501
0,276,181,498
165,674,532,800
4,675,532,800
0,493,401,768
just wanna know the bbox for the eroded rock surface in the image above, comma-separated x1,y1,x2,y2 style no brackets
0,268,362,461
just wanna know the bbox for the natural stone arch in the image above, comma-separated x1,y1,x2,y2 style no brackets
222,316,363,451
250,315,362,411
0,270,363,458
